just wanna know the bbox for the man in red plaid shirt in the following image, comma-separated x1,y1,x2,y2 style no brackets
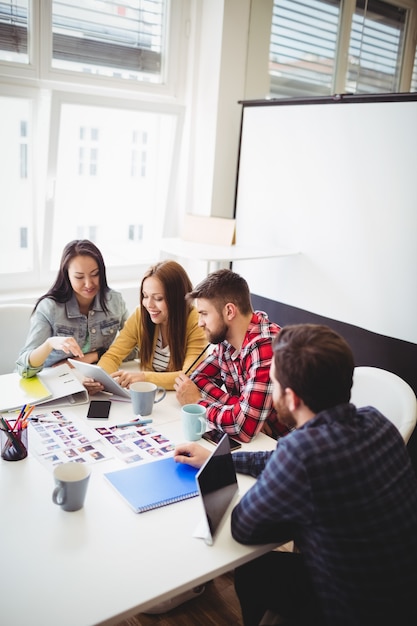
174,269,289,442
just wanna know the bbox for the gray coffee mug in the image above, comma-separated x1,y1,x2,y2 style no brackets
130,381,166,416
52,462,91,512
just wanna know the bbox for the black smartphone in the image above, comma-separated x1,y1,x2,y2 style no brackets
87,400,111,419
202,429,241,451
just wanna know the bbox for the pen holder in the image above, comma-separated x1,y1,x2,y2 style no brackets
1,427,28,461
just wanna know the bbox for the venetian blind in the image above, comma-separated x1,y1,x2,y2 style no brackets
51,0,167,81
269,0,341,97
0,0,28,63
348,0,406,93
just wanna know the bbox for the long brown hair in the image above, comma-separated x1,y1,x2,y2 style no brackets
139,261,193,371
35,240,109,313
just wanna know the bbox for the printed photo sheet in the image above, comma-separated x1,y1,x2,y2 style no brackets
28,409,112,468
94,424,175,465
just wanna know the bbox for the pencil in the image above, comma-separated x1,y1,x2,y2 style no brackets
184,344,211,376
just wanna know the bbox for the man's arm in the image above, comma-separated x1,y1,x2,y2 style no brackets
231,445,310,545
192,340,276,442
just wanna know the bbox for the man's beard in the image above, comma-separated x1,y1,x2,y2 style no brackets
275,396,297,430
206,321,228,345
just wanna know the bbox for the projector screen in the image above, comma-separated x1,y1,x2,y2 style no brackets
233,93,417,344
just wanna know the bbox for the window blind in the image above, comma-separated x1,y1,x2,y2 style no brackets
412,48,417,92
269,0,409,97
348,0,406,93
0,0,28,60
269,0,340,97
51,0,166,79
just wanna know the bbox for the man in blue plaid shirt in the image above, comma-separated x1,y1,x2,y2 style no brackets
175,324,417,625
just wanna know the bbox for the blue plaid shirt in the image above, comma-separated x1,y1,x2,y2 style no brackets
231,404,417,625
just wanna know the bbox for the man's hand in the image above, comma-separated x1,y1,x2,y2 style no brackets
174,374,202,406
173,442,211,468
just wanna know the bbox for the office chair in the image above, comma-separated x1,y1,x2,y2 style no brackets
350,366,417,443
0,303,33,374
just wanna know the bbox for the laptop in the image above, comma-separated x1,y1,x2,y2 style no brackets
194,433,239,546
68,359,131,400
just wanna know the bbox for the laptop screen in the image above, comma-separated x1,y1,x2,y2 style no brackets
195,433,239,545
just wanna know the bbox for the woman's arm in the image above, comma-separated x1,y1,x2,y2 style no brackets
16,303,82,377
98,308,141,373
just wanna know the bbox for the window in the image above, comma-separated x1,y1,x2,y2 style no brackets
46,97,179,276
347,0,406,94
411,46,417,91
51,0,167,83
0,1,186,293
269,0,416,97
0,94,34,278
20,120,28,178
0,0,29,64
269,0,341,97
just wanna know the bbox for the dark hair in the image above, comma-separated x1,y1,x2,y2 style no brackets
139,260,193,371
186,269,252,315
273,324,354,413
34,240,110,312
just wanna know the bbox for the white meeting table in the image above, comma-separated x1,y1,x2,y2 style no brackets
1,389,278,626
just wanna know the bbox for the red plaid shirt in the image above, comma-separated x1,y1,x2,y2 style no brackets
190,311,289,443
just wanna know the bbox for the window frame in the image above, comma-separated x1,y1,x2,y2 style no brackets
0,83,41,293
38,1,184,98
268,0,417,97
41,90,185,288
0,0,190,295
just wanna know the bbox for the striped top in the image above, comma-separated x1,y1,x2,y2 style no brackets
152,330,170,372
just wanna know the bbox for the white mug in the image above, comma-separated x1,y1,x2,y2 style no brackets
181,404,207,441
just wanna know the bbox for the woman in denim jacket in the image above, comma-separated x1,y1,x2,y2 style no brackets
16,240,130,378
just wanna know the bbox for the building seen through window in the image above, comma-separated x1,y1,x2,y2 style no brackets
269,0,412,97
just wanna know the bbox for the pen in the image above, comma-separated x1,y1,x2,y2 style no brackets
116,419,153,428
28,417,70,425
184,344,211,376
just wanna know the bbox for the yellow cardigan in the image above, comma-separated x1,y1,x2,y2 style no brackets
98,306,207,390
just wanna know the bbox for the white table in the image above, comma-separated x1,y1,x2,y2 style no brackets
160,237,298,273
0,391,278,626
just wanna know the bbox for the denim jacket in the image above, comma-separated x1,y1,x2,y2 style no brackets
16,290,130,378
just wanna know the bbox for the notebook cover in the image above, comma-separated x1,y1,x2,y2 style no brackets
0,373,52,412
104,457,199,513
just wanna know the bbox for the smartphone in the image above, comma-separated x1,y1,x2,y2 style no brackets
87,400,111,419
202,429,241,451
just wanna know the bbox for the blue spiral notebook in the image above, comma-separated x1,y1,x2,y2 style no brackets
104,457,199,513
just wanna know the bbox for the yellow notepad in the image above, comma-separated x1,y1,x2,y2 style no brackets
0,373,52,412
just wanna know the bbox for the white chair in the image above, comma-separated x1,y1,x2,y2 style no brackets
351,366,417,443
0,303,34,375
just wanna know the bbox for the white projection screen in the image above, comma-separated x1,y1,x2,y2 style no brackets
233,93,417,344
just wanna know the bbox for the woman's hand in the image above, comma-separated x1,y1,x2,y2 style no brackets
82,377,105,395
111,369,146,388
48,336,84,358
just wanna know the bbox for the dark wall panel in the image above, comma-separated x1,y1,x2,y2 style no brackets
251,293,417,394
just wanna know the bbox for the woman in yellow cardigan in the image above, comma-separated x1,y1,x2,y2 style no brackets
85,260,207,392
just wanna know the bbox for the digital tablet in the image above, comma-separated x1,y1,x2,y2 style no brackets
195,434,239,545
68,359,131,400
